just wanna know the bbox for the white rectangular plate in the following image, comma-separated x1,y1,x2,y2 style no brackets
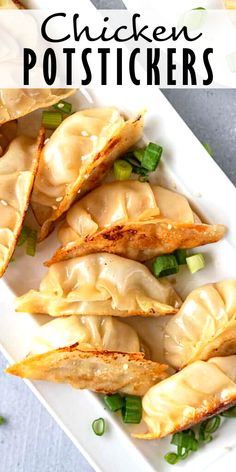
1,1,236,471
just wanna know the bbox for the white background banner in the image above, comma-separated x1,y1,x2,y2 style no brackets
0,9,236,87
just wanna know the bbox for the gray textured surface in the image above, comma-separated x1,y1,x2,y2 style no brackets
1,2,236,472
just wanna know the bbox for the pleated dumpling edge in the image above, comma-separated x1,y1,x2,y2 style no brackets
15,253,181,317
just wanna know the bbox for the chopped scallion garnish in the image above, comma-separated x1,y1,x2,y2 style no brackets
141,142,163,171
164,452,179,465
92,417,106,436
171,430,199,454
104,393,124,412
122,395,142,424
113,159,132,180
139,174,149,182
53,100,72,115
199,416,221,443
42,111,62,130
153,255,179,278
133,149,144,163
164,408,235,464
203,143,214,157
122,142,163,179
123,152,140,168
186,253,205,274
0,416,5,425
221,406,236,417
174,249,187,265
26,229,37,257
17,225,30,247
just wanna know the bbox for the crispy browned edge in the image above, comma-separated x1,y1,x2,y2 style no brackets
46,221,226,266
12,0,24,7
175,325,236,371
133,394,236,439
33,112,144,242
0,127,45,277
6,344,168,395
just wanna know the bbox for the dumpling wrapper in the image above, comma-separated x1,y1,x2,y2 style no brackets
165,280,236,369
47,181,226,265
0,128,44,277
133,356,236,439
15,253,181,317
224,0,236,8
0,121,17,156
0,89,75,125
30,108,144,241
7,314,169,395
0,0,24,8
6,347,168,396
29,315,141,355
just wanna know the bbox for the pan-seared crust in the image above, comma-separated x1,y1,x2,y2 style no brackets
46,220,226,265
34,113,144,241
6,345,168,396
133,356,236,439
198,325,236,361
0,127,45,277
12,0,24,7
133,397,236,439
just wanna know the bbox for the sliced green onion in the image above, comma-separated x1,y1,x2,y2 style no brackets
53,100,72,115
133,149,145,163
203,416,221,434
113,160,132,181
153,255,179,278
177,448,189,460
199,416,221,443
92,417,106,436
203,143,214,157
122,395,142,424
186,253,205,274
123,154,148,177
139,175,149,182
123,152,140,167
132,166,149,177
26,229,37,257
42,111,62,130
164,452,179,465
165,416,222,464
17,225,30,247
171,430,198,452
10,256,15,263
221,405,236,417
141,143,163,171
0,416,5,425
174,249,187,265
192,6,206,9
104,393,124,412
